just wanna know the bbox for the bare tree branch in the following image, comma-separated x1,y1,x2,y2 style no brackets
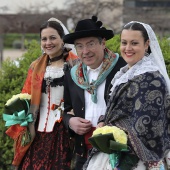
62,0,123,33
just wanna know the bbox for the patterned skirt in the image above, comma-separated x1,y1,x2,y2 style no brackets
18,122,72,170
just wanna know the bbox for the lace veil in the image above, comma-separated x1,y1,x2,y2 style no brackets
124,21,170,94
48,18,77,55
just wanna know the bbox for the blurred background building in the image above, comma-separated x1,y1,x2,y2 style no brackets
0,0,169,35
0,0,170,64
124,0,170,36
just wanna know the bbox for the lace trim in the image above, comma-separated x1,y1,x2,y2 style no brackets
44,66,64,79
110,55,159,94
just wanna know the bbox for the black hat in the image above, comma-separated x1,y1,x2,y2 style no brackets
63,16,114,44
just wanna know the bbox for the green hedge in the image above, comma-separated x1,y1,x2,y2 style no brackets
4,33,40,49
0,40,42,170
0,35,169,169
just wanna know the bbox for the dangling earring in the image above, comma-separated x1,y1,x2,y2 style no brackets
145,49,149,57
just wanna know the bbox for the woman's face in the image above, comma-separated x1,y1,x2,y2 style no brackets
120,29,149,68
41,27,63,58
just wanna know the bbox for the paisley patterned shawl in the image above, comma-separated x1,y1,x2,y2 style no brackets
105,71,170,161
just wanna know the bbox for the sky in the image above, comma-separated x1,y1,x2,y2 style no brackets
0,0,67,14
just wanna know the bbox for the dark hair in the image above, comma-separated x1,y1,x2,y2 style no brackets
40,21,65,38
122,22,151,54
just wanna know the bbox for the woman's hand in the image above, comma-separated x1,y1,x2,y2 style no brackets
96,122,105,128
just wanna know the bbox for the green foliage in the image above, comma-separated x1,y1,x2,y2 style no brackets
106,34,121,54
106,34,170,77
0,40,41,169
158,37,170,76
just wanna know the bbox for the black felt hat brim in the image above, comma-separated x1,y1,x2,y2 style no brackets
63,29,114,44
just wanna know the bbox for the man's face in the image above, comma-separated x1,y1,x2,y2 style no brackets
75,37,106,69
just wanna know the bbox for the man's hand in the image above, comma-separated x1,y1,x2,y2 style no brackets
69,117,92,135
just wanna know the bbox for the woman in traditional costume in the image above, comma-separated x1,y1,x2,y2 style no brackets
12,18,78,169
83,21,170,170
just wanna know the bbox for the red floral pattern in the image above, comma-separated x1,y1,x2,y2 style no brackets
18,122,72,170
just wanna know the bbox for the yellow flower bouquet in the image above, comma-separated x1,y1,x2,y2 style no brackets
3,93,33,166
3,93,32,129
88,126,138,169
89,125,128,153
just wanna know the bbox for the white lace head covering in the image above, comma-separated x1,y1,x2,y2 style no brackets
124,21,170,94
47,17,77,55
